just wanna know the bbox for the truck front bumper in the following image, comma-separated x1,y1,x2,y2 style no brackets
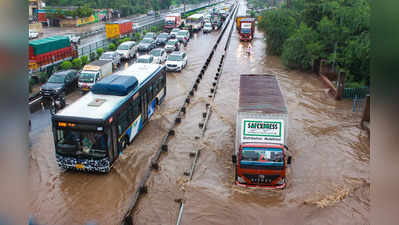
235,180,286,189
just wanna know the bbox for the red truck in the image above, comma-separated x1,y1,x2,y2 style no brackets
238,18,256,41
233,74,292,189
164,13,182,31
29,36,77,72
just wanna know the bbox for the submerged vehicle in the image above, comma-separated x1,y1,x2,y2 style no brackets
233,74,292,188
52,64,166,172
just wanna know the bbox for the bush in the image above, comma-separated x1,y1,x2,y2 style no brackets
150,26,157,33
90,52,96,61
81,56,88,66
134,32,142,41
72,58,82,69
96,48,104,59
60,61,72,70
39,71,48,84
118,37,131,45
281,23,321,70
108,43,116,51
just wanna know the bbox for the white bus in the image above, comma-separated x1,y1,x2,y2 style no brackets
52,64,166,172
186,13,204,31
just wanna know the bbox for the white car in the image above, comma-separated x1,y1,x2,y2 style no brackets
117,41,137,60
29,30,39,39
99,51,121,68
150,48,167,64
203,23,213,33
165,51,187,72
66,33,80,44
136,54,155,64
170,28,180,38
176,30,190,45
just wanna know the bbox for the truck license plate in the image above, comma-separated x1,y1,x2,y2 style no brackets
75,164,84,169
82,88,88,91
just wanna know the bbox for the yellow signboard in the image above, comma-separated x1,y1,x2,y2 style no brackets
105,23,120,39
77,15,95,26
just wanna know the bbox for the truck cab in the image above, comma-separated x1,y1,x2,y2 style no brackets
233,74,291,189
234,143,290,188
78,71,101,92
239,18,256,41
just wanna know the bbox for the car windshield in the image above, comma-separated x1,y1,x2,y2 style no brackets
171,29,179,33
240,147,283,163
150,49,162,56
137,57,151,63
118,44,130,50
167,40,177,45
142,39,153,44
55,129,107,158
205,24,212,28
177,31,187,36
168,55,181,61
158,33,169,38
47,75,65,83
144,34,154,38
100,53,113,59
79,72,95,83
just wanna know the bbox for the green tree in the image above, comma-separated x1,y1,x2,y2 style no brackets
108,43,116,51
258,9,296,55
281,23,321,70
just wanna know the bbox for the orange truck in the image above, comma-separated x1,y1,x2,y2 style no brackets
232,74,292,189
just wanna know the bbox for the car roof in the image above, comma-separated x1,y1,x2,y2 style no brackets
151,48,163,52
138,54,152,59
145,32,155,35
120,41,136,45
103,51,115,54
170,51,184,56
142,38,153,41
53,70,76,76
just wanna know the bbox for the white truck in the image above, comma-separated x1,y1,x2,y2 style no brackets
78,60,113,92
233,74,291,189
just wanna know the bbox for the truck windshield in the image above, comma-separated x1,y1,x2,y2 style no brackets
55,128,107,158
79,72,96,83
241,28,251,34
240,147,283,163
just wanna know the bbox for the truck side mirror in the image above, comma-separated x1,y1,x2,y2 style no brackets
232,155,237,164
287,156,292,165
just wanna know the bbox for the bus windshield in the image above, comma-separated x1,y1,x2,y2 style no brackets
55,128,107,158
240,147,283,163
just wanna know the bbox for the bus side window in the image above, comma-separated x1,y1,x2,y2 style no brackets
148,85,153,100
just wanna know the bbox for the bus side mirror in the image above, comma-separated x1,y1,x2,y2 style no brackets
232,155,237,164
284,145,289,150
287,156,292,165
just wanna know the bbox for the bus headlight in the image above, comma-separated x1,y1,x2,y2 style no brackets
237,176,246,184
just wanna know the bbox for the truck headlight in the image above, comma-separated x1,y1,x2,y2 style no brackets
276,177,285,185
237,176,246,184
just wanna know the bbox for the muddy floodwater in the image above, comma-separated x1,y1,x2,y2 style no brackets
29,1,369,224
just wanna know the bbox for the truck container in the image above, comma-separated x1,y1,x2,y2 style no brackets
238,18,255,41
235,15,250,30
78,60,113,92
29,36,76,71
233,74,291,189
106,20,133,39
164,13,182,31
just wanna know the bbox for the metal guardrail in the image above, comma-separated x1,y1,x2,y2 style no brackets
77,39,110,57
342,87,369,99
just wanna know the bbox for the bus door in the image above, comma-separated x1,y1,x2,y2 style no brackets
141,90,148,123
111,123,120,160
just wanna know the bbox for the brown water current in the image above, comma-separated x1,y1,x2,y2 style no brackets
29,2,369,224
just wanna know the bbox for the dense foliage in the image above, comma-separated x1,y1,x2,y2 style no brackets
258,0,370,86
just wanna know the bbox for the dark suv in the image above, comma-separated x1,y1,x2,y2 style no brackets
40,70,78,97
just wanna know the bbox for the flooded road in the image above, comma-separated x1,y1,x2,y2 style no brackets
29,1,369,224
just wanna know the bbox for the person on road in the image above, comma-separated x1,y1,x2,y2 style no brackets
247,44,252,55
